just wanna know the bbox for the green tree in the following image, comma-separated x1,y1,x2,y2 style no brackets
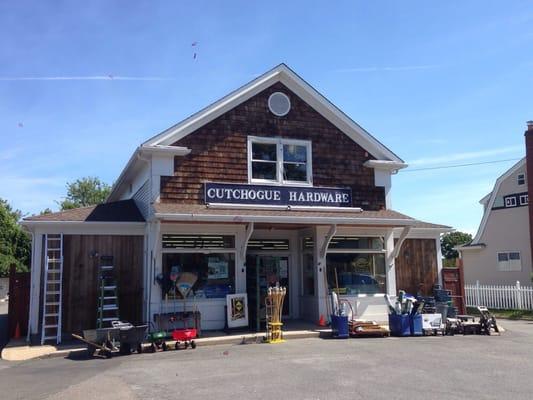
59,177,112,210
0,198,31,277
441,231,473,260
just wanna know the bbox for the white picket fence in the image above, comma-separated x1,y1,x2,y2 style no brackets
465,281,533,310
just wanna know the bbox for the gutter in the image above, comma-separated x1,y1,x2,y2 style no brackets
21,221,146,228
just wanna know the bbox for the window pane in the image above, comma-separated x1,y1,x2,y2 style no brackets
161,253,235,299
252,142,277,161
283,162,307,181
326,253,386,295
283,144,307,163
252,161,277,180
498,253,509,262
509,252,520,260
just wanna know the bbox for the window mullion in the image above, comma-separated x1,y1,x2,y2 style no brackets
277,141,283,183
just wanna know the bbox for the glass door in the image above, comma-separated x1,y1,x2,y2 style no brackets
246,254,290,331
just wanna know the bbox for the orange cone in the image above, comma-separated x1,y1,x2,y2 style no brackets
14,322,21,339
318,314,326,327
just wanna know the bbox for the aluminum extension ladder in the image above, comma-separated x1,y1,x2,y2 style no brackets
96,256,119,328
41,233,64,344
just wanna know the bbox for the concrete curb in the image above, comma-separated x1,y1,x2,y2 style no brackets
1,330,326,362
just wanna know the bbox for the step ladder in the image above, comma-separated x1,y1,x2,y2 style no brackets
97,256,119,328
41,233,64,344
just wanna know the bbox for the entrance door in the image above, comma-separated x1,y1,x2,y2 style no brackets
246,254,290,331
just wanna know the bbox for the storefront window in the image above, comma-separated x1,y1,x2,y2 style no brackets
326,253,386,295
161,253,235,300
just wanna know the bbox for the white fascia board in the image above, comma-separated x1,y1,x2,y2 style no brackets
471,157,526,244
155,212,415,226
142,63,404,163
393,226,453,239
21,221,146,236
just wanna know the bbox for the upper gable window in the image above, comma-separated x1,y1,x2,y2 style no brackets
518,173,526,186
248,137,312,185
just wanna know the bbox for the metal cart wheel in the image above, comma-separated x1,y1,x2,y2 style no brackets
191,341,196,349
150,343,156,353
137,344,143,354
184,342,189,349
174,342,180,350
162,342,168,351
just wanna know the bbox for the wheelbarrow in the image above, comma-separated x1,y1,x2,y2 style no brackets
73,327,120,358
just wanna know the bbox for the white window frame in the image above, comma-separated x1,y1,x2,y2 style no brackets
520,194,529,206
247,136,313,186
505,196,517,208
518,173,526,186
497,251,522,272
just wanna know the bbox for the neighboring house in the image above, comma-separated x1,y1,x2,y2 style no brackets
22,64,450,344
458,122,533,286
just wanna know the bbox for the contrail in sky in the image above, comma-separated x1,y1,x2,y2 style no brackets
0,76,174,81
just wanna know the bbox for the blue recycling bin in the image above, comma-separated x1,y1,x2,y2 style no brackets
410,314,423,336
331,314,349,338
388,314,411,337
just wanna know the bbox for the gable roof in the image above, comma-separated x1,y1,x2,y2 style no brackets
143,63,404,163
471,157,526,244
23,199,145,223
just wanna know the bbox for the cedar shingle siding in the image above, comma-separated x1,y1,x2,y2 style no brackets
161,82,385,210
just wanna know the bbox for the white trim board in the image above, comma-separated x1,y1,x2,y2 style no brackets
143,64,404,163
471,158,526,244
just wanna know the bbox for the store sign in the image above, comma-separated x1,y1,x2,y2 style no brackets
204,182,352,207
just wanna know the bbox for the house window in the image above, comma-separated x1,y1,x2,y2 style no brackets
518,173,526,185
248,137,312,185
505,197,517,208
497,251,522,272
520,194,529,206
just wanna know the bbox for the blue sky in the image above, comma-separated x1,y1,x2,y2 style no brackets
1,1,532,233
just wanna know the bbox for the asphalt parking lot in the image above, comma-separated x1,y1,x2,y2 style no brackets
1,319,533,400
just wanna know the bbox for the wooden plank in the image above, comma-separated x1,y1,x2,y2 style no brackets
62,235,144,335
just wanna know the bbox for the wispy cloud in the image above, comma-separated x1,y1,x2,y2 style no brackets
409,145,524,166
335,65,441,73
0,76,174,81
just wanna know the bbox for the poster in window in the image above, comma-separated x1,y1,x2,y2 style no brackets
208,257,229,279
226,293,248,328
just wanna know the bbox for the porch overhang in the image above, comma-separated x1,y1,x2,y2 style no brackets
153,203,416,227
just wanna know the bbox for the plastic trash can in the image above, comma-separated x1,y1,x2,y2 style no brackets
388,314,411,337
410,314,423,336
331,314,349,338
